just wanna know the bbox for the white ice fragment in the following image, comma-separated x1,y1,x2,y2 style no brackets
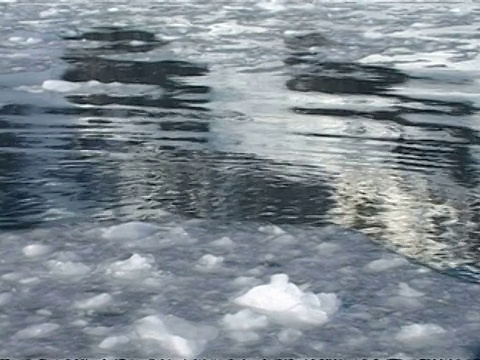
0,293,13,306
106,253,154,279
316,242,340,255
19,277,40,285
258,224,285,235
194,254,224,272
222,309,268,331
71,319,88,327
277,328,302,344
365,256,409,272
209,236,234,248
22,244,51,257
42,80,81,93
234,273,340,327
227,330,260,343
36,309,52,316
75,293,112,310
396,323,446,347
134,315,216,358
98,335,130,349
47,260,90,278
103,221,160,241
398,282,424,298
14,323,60,339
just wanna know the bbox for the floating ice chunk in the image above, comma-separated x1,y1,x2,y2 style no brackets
396,323,446,347
258,224,286,235
386,296,423,310
75,293,112,310
316,242,340,255
47,260,90,278
105,254,154,279
365,256,409,272
195,254,224,272
222,309,268,331
209,236,234,248
42,80,81,93
98,335,130,350
103,221,160,241
14,323,60,339
134,314,216,358
22,244,51,257
277,328,302,344
398,282,424,298
234,274,340,327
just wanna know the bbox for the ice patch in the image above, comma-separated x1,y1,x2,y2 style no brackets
98,335,130,349
105,253,155,279
209,236,234,248
398,282,424,298
103,221,160,241
74,293,112,310
277,328,302,344
365,256,409,272
133,314,217,357
22,244,51,258
47,260,90,278
194,254,224,272
14,323,60,339
222,309,268,331
233,274,340,327
396,323,446,347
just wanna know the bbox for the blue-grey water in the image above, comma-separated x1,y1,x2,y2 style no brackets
1,0,480,357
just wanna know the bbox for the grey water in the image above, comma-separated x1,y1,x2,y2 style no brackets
0,2,479,278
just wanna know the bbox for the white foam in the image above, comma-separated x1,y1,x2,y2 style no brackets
74,293,112,310
14,323,60,339
396,323,446,347
22,244,51,257
234,274,340,327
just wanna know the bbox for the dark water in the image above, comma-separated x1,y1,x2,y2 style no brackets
1,4,480,282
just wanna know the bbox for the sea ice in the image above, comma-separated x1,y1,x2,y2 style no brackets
396,323,446,347
74,293,112,310
194,254,224,272
14,323,60,339
133,314,217,358
22,244,51,257
222,309,268,331
105,253,155,279
47,260,90,278
365,256,409,272
102,221,160,241
233,273,340,327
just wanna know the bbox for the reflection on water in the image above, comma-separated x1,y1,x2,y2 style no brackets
285,43,480,277
0,28,479,281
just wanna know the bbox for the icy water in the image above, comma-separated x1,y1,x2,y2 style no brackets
1,0,480,357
